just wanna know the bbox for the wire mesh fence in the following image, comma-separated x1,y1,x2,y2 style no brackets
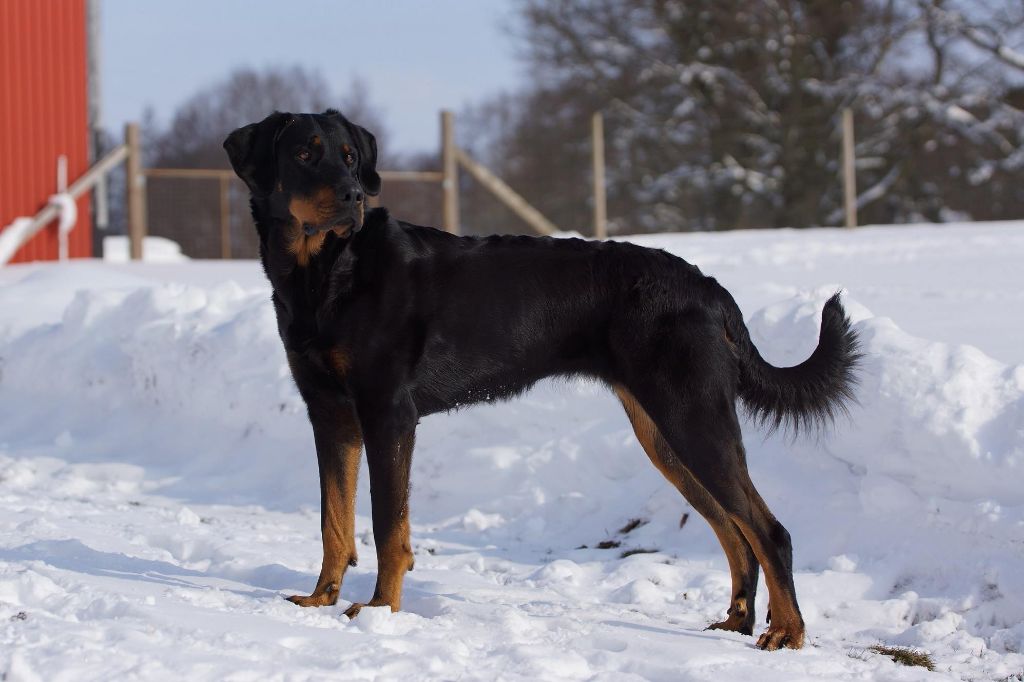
142,170,452,259
144,170,258,259
129,111,582,259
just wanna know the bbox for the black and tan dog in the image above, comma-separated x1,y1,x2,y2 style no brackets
224,110,859,650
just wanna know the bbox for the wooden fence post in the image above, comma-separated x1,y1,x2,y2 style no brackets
455,148,559,236
219,175,231,259
441,110,460,234
842,108,857,228
591,112,607,239
125,122,147,259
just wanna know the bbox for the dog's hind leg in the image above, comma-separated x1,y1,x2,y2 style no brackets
615,387,759,636
642,387,805,650
343,391,417,619
287,400,362,607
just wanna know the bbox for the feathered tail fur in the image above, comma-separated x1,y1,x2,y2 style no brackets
720,291,862,434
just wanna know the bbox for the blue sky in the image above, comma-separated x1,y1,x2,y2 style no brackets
100,0,524,154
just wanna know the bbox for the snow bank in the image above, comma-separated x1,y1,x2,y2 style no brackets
102,235,189,263
1,221,1023,680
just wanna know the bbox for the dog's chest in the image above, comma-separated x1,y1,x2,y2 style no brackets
273,296,354,387
320,346,352,382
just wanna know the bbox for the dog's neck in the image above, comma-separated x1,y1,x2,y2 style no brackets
252,206,387,344
260,222,342,304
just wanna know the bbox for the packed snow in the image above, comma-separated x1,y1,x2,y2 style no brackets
1,221,1023,681
101,235,189,264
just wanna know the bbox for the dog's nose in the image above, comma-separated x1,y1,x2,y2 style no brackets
341,188,363,205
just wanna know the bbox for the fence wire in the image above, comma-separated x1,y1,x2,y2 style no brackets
144,174,258,259
144,173,449,259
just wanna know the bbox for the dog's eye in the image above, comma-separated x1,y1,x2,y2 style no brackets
296,149,311,162
344,153,355,166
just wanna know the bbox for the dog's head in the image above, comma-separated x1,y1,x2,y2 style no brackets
224,110,381,244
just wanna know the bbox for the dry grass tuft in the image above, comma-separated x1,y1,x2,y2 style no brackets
868,645,935,671
617,518,648,534
619,547,659,558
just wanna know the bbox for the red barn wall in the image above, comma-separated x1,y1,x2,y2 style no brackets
0,0,92,263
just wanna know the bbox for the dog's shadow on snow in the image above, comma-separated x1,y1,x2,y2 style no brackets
1,539,310,599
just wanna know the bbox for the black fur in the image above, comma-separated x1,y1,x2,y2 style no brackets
223,110,861,649
721,291,862,433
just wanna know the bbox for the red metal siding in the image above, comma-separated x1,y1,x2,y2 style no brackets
0,0,92,263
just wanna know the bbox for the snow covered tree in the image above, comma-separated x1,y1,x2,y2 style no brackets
839,0,1024,223
477,0,1024,233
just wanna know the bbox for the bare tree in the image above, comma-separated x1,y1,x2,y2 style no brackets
147,66,388,169
135,66,389,257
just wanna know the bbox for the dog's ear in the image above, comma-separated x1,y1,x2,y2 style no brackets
347,121,381,196
223,111,292,196
325,109,381,196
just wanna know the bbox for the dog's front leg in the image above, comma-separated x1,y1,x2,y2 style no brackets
287,398,362,607
343,392,416,619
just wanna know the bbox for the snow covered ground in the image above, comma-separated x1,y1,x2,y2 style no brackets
1,221,1022,681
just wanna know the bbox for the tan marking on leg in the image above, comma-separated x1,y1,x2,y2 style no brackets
615,385,758,635
327,347,351,377
614,386,660,464
345,514,413,618
287,405,362,608
705,521,758,635
730,483,805,650
345,432,415,619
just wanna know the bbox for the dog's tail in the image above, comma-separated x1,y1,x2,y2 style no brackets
718,289,861,434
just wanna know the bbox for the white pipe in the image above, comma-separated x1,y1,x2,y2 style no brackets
0,218,36,265
0,144,127,267
51,193,78,261
55,156,76,261
96,172,109,230
57,154,68,193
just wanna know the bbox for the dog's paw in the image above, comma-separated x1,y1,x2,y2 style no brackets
343,598,397,620
706,615,754,636
285,590,338,608
755,623,805,650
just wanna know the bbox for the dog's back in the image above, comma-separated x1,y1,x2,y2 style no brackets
349,210,722,413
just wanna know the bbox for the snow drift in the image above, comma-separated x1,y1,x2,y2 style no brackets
1,221,1022,680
